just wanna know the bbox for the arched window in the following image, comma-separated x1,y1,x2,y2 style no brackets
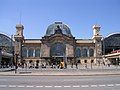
75,48,81,58
89,48,94,57
22,47,27,57
50,42,65,57
0,34,14,53
28,48,34,57
35,48,40,57
82,48,88,57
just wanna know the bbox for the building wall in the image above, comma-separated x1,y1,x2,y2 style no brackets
14,23,103,67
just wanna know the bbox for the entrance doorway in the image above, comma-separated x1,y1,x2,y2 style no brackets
51,56,64,68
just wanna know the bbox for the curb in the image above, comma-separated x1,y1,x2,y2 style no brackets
0,69,15,72
0,73,120,76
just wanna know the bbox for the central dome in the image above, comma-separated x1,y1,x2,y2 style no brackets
45,22,72,37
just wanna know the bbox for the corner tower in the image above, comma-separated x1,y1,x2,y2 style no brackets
92,24,102,65
14,24,24,63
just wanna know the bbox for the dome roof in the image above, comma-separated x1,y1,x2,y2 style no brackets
45,22,72,37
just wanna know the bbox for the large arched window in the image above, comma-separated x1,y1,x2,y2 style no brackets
82,48,88,57
75,48,81,58
28,48,34,57
35,48,40,57
22,47,27,57
0,34,14,53
50,42,65,57
89,48,94,57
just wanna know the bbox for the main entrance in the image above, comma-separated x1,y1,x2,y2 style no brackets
50,42,66,63
52,56,64,63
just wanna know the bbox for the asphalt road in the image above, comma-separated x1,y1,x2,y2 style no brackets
0,75,120,90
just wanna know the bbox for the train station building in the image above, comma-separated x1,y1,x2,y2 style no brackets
0,22,120,68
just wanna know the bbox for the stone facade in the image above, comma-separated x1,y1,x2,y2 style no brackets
14,22,102,67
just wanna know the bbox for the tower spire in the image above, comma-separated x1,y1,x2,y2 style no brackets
19,11,22,24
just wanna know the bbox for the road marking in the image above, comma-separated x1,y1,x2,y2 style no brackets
36,86,43,87
99,85,106,87
91,85,97,87
115,84,120,86
107,84,114,87
73,85,80,87
0,83,120,88
17,85,25,87
26,85,34,87
81,85,89,87
54,86,62,87
9,85,16,87
45,86,52,88
0,85,7,87
64,86,71,87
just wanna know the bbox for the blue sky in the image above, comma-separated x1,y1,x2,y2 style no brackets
0,0,120,39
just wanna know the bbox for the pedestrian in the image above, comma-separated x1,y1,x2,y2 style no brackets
108,63,110,67
65,62,67,69
75,62,78,69
60,60,64,69
71,63,73,68
103,61,105,66
85,64,87,69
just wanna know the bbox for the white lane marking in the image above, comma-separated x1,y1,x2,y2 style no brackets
115,84,120,86
91,85,97,87
36,86,43,87
107,84,114,87
26,85,34,87
64,86,71,87
81,85,89,87
45,86,52,88
54,86,62,87
9,85,16,87
73,85,80,87
0,85,7,87
1,83,120,88
99,85,106,87
17,85,25,87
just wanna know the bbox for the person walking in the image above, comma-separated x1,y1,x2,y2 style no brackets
75,62,78,69
60,60,64,69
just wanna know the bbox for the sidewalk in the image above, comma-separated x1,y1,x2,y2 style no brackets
0,65,120,76
0,67,15,72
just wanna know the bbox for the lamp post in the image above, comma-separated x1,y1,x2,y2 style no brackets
15,53,18,73
119,55,120,66
10,35,14,68
0,47,2,68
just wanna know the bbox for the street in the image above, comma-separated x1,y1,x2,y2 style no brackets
0,75,120,90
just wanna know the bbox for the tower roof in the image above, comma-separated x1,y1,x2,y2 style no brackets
93,24,101,29
16,24,24,29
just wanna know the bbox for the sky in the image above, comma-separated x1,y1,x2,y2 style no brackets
0,0,120,39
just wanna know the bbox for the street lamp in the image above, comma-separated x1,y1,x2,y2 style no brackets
15,53,18,73
0,47,2,68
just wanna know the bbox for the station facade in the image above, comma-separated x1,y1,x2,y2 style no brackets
0,22,120,68
14,22,103,67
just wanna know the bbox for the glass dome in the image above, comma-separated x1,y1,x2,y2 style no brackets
45,22,72,37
